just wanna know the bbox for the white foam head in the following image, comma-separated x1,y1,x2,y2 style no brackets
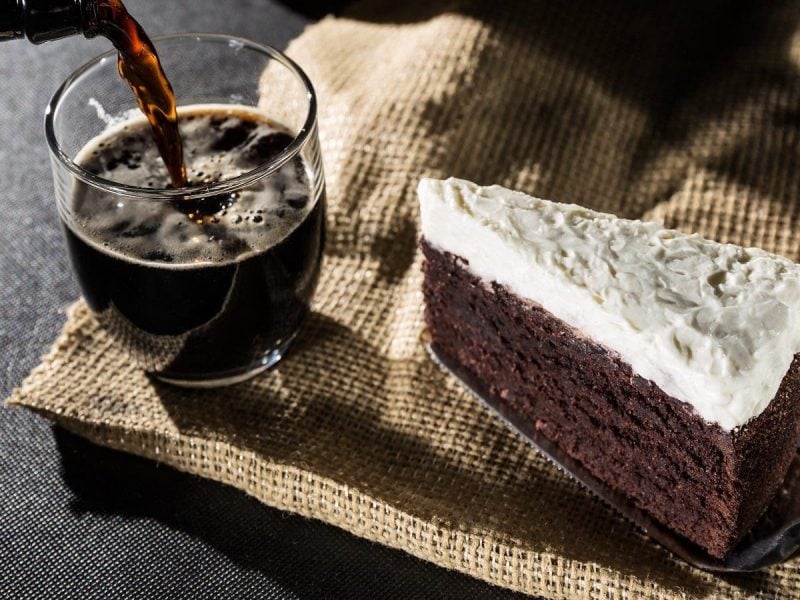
70,105,314,266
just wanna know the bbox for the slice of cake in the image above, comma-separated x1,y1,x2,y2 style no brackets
419,177,800,559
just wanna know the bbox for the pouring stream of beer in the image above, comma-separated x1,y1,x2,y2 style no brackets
95,0,187,189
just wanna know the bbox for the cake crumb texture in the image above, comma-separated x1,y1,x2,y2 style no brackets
422,241,800,559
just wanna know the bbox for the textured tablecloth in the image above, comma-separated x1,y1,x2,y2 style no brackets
8,0,800,598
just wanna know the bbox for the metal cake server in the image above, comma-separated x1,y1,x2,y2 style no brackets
428,344,800,572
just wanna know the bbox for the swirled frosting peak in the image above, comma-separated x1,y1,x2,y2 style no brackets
419,177,800,431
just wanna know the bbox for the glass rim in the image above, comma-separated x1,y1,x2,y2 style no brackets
44,32,318,200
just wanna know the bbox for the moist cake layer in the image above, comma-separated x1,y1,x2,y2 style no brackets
422,241,800,559
418,178,800,431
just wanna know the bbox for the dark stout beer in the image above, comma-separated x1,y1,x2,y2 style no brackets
63,107,325,382
6,1,325,382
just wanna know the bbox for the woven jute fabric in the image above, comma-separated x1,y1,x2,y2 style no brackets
9,0,800,597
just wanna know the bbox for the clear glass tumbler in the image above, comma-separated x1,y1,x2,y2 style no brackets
46,34,326,387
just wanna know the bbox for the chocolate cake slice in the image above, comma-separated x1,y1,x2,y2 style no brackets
418,177,800,560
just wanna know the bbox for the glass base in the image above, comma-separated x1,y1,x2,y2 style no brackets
152,335,296,389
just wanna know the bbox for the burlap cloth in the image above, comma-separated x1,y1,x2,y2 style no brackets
8,0,800,597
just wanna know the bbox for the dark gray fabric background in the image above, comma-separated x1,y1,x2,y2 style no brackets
0,1,526,597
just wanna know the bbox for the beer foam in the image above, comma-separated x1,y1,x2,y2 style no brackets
70,105,315,266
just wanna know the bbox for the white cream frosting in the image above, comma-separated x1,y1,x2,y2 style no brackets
419,177,800,431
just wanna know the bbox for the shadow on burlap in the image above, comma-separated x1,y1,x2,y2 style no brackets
9,0,800,597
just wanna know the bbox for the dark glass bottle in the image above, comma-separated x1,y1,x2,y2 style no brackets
0,0,98,43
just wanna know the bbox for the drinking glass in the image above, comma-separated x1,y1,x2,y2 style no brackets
46,34,326,387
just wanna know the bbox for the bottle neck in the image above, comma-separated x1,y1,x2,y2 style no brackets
1,0,97,43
